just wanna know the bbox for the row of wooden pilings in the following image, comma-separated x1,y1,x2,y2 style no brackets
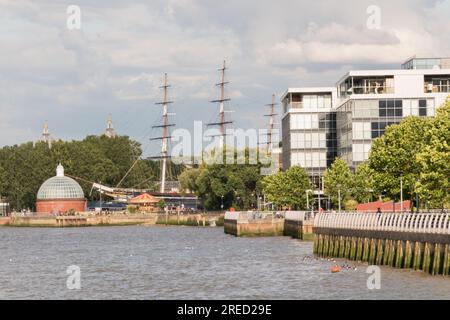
314,234,450,275
314,212,450,276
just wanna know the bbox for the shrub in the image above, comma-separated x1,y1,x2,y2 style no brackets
344,199,358,211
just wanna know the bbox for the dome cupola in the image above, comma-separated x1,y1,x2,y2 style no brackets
37,164,84,200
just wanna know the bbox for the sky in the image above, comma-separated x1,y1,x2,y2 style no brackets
1,0,449,156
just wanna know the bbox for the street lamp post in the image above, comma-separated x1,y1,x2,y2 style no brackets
337,183,342,213
221,195,224,211
416,178,420,214
99,181,102,213
399,170,404,214
306,190,309,211
400,177,403,213
317,191,320,213
367,188,374,203
306,189,313,217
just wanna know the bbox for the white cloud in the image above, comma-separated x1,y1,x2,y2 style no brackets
0,0,449,152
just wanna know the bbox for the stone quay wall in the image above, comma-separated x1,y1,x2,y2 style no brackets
224,211,314,239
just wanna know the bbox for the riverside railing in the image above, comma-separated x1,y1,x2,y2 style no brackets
314,212,450,234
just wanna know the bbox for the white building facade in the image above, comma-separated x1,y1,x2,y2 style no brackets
281,57,450,189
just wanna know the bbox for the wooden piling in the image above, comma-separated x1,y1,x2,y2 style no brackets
356,238,363,262
333,237,340,257
350,237,357,260
404,241,412,269
422,243,431,274
443,244,450,276
362,238,370,262
431,243,441,276
338,236,345,258
382,240,390,266
344,236,351,259
395,240,404,268
328,235,335,256
369,238,377,265
375,239,384,265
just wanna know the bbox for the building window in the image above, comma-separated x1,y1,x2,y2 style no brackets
290,114,319,130
419,99,427,116
302,94,332,108
424,75,450,92
379,99,402,117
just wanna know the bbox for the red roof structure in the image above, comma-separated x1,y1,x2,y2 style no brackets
128,193,159,204
356,200,411,213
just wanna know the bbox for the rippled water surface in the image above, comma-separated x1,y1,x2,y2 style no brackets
0,226,449,299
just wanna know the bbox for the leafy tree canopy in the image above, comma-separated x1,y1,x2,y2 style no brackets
0,135,169,210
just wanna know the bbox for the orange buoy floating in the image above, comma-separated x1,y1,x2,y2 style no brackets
331,265,341,273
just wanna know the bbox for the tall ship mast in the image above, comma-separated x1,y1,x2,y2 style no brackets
207,60,233,149
150,73,175,193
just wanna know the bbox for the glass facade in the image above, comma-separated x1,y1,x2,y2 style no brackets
337,98,435,168
402,58,442,70
37,176,85,200
283,62,448,189
287,111,336,189
282,92,332,111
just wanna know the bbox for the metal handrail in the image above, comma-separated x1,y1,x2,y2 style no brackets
314,212,450,234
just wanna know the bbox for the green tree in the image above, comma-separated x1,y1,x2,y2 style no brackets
177,148,265,210
0,134,162,210
416,97,450,208
262,170,287,209
262,165,311,209
352,162,376,203
179,168,202,194
0,164,6,195
324,158,354,208
368,116,431,204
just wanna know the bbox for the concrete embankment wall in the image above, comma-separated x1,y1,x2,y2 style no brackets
224,218,284,237
4,213,225,228
314,212,450,276
224,211,314,239
5,214,158,227
284,219,314,241
156,213,224,227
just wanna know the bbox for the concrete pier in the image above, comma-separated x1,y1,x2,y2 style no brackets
3,213,224,228
283,211,314,240
156,212,224,227
4,213,158,227
224,211,284,237
224,211,314,239
314,212,450,275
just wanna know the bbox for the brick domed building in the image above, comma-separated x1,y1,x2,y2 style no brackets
36,164,86,214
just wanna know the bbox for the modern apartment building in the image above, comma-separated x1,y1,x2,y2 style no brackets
281,87,338,188
281,57,450,189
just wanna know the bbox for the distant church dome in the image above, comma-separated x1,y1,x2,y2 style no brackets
37,164,84,200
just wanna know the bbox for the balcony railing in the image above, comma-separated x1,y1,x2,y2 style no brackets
348,86,394,95
289,102,303,109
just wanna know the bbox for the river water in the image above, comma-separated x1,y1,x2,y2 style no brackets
0,226,449,300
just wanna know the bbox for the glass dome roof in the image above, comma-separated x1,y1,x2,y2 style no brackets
37,164,85,200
